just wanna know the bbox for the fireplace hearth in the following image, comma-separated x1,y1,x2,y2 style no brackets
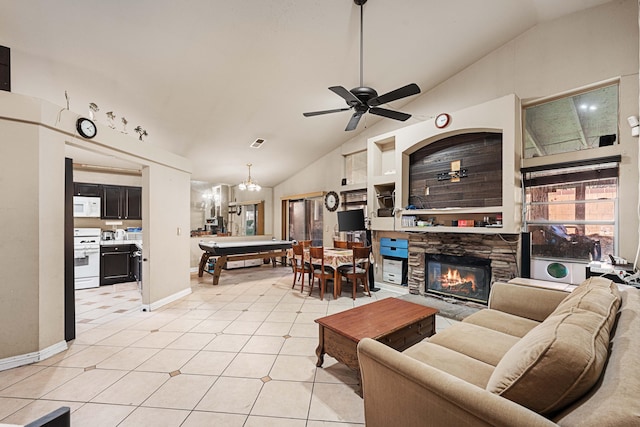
425,254,491,304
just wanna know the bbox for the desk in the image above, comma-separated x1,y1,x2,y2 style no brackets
198,239,292,285
315,298,438,395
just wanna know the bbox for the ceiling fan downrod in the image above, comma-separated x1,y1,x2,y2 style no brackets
357,0,366,87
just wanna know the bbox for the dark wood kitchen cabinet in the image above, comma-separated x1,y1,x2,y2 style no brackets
100,244,134,285
73,182,102,197
102,185,142,220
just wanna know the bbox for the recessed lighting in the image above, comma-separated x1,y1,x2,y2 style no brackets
589,105,597,111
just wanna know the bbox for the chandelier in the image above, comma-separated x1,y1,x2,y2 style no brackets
238,163,261,191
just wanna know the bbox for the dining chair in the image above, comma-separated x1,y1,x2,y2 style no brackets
337,246,372,300
333,239,348,249
300,240,312,248
291,244,311,293
347,241,365,249
309,246,333,300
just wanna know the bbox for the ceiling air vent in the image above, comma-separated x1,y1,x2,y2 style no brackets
250,138,265,148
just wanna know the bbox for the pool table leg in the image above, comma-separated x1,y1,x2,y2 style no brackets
212,255,227,286
198,252,210,277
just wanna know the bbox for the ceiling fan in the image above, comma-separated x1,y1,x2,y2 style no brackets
303,0,421,131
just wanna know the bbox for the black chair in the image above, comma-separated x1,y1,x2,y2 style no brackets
25,406,70,427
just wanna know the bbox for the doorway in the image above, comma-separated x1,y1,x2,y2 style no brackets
288,197,323,246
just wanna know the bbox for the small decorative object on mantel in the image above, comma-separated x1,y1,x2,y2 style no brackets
437,160,467,182
134,126,148,141
106,111,116,129
88,102,99,121
324,191,340,212
121,117,128,134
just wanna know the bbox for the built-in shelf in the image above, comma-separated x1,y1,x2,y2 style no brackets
402,206,502,215
366,95,522,235
400,226,506,234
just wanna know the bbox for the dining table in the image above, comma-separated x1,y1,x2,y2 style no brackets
289,247,369,299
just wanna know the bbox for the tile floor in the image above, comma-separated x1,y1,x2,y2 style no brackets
0,265,457,426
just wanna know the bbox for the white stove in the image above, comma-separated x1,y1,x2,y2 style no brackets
74,228,101,289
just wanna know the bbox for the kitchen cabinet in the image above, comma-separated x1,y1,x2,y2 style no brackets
102,185,142,220
74,182,102,197
100,244,135,285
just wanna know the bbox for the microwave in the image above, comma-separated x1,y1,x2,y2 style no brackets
73,196,101,218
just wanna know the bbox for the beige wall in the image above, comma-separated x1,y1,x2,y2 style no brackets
274,0,639,258
0,119,44,359
142,164,191,305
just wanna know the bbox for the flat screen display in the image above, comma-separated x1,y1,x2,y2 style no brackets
337,209,366,231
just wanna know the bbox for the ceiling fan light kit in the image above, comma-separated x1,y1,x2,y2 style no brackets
303,0,421,131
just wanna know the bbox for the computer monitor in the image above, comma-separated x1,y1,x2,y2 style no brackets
337,209,366,232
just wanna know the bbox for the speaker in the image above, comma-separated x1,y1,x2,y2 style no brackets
0,45,10,92
520,232,531,278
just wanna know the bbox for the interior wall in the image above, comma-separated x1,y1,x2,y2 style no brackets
0,119,42,359
143,164,191,306
273,0,639,258
38,126,66,350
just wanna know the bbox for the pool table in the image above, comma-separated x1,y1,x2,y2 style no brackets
198,239,292,285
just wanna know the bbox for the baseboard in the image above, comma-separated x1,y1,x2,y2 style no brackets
0,340,68,372
374,281,410,295
141,287,192,312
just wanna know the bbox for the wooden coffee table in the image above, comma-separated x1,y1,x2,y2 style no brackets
315,297,438,394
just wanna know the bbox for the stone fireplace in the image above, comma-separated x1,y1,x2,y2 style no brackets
425,253,491,303
407,232,520,304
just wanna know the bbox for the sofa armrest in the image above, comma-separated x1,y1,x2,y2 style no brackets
357,338,557,427
488,282,569,322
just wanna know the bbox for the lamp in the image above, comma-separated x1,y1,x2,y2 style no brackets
238,163,261,191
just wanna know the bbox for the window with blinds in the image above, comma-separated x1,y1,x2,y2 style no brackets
523,159,618,262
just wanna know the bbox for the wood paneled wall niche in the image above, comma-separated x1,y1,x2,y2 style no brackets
409,132,502,209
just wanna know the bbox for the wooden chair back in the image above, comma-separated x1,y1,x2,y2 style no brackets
333,240,348,249
339,245,372,300
309,246,332,300
347,241,365,249
352,246,371,270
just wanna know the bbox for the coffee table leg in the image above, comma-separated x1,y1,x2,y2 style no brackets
316,325,325,367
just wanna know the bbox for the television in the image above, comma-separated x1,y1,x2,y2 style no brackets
337,209,366,232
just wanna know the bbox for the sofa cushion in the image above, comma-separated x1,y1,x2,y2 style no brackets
551,277,620,318
486,279,620,415
428,322,520,367
463,309,540,338
403,341,495,388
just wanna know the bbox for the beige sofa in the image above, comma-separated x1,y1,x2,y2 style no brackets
357,277,640,426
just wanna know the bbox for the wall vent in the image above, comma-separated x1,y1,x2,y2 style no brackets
250,138,265,148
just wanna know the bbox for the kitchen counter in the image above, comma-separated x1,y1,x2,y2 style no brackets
101,239,142,249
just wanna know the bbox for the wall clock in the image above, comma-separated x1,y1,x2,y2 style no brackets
76,117,97,139
324,191,340,212
435,113,451,129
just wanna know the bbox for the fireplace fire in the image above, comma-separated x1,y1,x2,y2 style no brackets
425,254,491,304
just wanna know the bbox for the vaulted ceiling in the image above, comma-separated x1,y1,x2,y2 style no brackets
0,0,613,186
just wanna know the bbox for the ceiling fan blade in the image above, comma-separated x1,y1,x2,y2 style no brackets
369,107,411,122
329,86,363,105
368,83,421,107
303,107,351,117
345,112,364,131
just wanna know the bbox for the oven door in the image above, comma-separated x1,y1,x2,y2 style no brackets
74,247,100,279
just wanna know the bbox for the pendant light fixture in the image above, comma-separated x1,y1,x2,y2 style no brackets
238,163,261,191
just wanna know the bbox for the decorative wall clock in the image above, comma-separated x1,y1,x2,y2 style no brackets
76,117,97,139
324,191,340,212
435,113,451,129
